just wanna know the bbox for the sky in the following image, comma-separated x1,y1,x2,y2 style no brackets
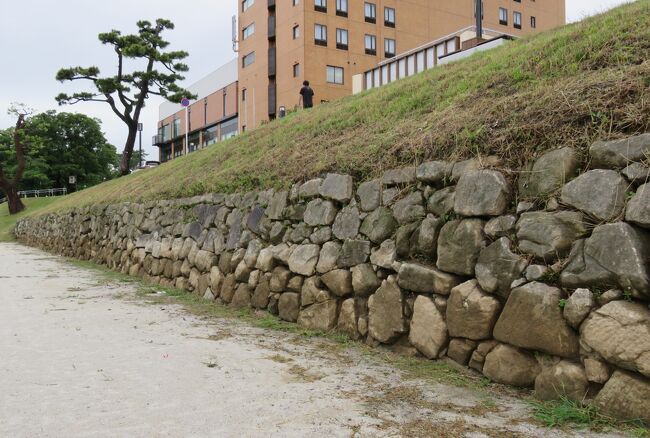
0,0,634,161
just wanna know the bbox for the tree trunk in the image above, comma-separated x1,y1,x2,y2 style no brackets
119,126,139,176
5,185,25,215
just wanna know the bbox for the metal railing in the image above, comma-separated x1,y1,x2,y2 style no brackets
0,187,67,204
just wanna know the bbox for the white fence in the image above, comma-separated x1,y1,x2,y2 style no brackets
0,187,67,204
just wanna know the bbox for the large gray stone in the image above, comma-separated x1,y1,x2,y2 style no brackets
304,199,338,226
519,148,580,198
475,237,528,299
483,344,540,387
392,192,425,225
446,280,501,340
298,299,339,331
251,276,271,309
337,298,359,339
561,170,627,222
589,134,650,169
194,250,217,273
299,178,323,198
560,222,650,299
321,269,353,297
413,216,444,257
359,207,397,244
416,161,452,185
436,219,487,276
319,173,353,202
427,187,455,217
316,241,340,273
279,292,301,322
397,263,461,295
368,278,406,344
594,370,650,423
409,296,448,359
370,239,397,269
516,211,587,262
230,284,252,309
454,170,510,217
382,167,416,185
351,264,381,297
447,339,478,366
266,191,288,220
580,301,650,377
357,179,382,212
626,183,650,229
337,239,370,268
494,282,580,358
535,361,588,401
332,205,361,240
563,288,595,329
288,244,320,276
484,215,517,240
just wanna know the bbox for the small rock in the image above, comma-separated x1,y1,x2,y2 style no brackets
299,178,323,198
622,163,650,185
416,161,452,184
583,357,611,384
484,215,517,239
382,167,416,185
563,288,595,329
392,192,425,225
427,187,455,217
370,239,397,269
525,265,549,282
518,147,580,198
625,183,650,229
398,263,462,295
447,339,477,366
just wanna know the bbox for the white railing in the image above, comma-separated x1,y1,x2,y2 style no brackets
0,187,67,204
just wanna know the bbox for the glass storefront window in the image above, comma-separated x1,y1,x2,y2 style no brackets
220,118,238,140
203,126,218,146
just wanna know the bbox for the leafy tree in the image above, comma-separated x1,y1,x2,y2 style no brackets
55,19,195,176
0,106,30,214
117,149,149,172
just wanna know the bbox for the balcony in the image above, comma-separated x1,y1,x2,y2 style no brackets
268,47,276,77
152,134,164,145
268,83,276,116
268,15,276,39
267,0,275,9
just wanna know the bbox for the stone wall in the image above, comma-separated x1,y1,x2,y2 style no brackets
16,134,650,422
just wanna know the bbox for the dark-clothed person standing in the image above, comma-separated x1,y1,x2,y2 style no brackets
299,80,314,109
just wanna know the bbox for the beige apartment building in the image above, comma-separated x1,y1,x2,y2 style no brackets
237,0,565,131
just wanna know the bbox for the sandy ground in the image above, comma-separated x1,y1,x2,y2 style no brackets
0,243,628,438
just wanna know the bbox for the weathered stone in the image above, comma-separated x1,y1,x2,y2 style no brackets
209,266,224,295
337,299,359,339
451,158,481,181
203,288,215,301
321,269,353,297
251,276,271,309
580,301,650,377
368,278,406,344
332,205,361,240
319,173,354,202
589,134,650,169
370,239,397,270
484,215,516,240
561,170,627,222
398,263,461,296
382,167,416,185
288,244,320,276
516,202,535,215
475,237,528,299
230,283,252,309
454,170,509,217
357,179,382,212
483,344,541,387
446,280,501,340
337,239,370,268
316,241,340,274
597,288,624,306
255,247,276,272
359,207,397,244
409,296,448,359
278,292,301,322
427,187,455,217
468,340,498,372
298,299,339,331
625,183,650,229
436,219,487,276
413,216,444,257
243,239,262,268
392,192,425,225
623,162,650,185
535,361,588,401
516,211,586,261
193,250,217,273
382,187,400,206
594,370,650,423
287,275,304,293
269,266,291,292
269,222,287,244
395,222,419,258
182,222,203,241
563,288,595,329
220,274,237,303
416,161,452,184
447,339,477,366
583,357,611,384
524,265,549,282
234,260,251,282
304,199,338,226
519,148,580,198
299,178,323,198
289,223,312,243
266,191,288,220
560,223,650,299
310,226,332,244
494,282,579,358
351,264,381,297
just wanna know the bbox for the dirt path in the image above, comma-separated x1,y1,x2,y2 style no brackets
0,243,626,437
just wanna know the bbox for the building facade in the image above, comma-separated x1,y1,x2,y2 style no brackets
154,60,239,163
237,0,565,131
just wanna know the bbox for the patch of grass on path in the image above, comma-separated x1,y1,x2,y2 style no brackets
0,197,63,242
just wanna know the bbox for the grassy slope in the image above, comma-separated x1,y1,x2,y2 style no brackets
0,197,63,241
34,1,650,215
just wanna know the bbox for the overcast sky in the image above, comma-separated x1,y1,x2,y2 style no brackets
0,0,633,160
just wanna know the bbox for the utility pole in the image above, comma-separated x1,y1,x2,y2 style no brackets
137,122,143,168
475,0,484,40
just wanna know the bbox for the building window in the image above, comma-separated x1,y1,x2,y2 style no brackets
531,16,536,28
336,28,348,50
173,118,181,138
242,0,255,12
242,23,255,39
384,38,396,58
499,7,508,25
384,7,395,27
315,24,327,46
315,0,327,13
204,99,208,125
242,88,247,101
220,118,238,140
364,2,376,23
242,51,256,67
293,63,300,77
223,90,227,116
513,11,522,29
203,125,218,147
292,25,300,39
293,0,299,5
336,0,348,17
365,34,377,56
326,65,344,85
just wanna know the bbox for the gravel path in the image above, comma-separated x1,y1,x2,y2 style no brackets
0,243,626,437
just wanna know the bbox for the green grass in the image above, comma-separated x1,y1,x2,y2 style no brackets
0,197,63,241
22,0,650,217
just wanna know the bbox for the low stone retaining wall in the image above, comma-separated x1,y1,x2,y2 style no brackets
16,134,650,422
